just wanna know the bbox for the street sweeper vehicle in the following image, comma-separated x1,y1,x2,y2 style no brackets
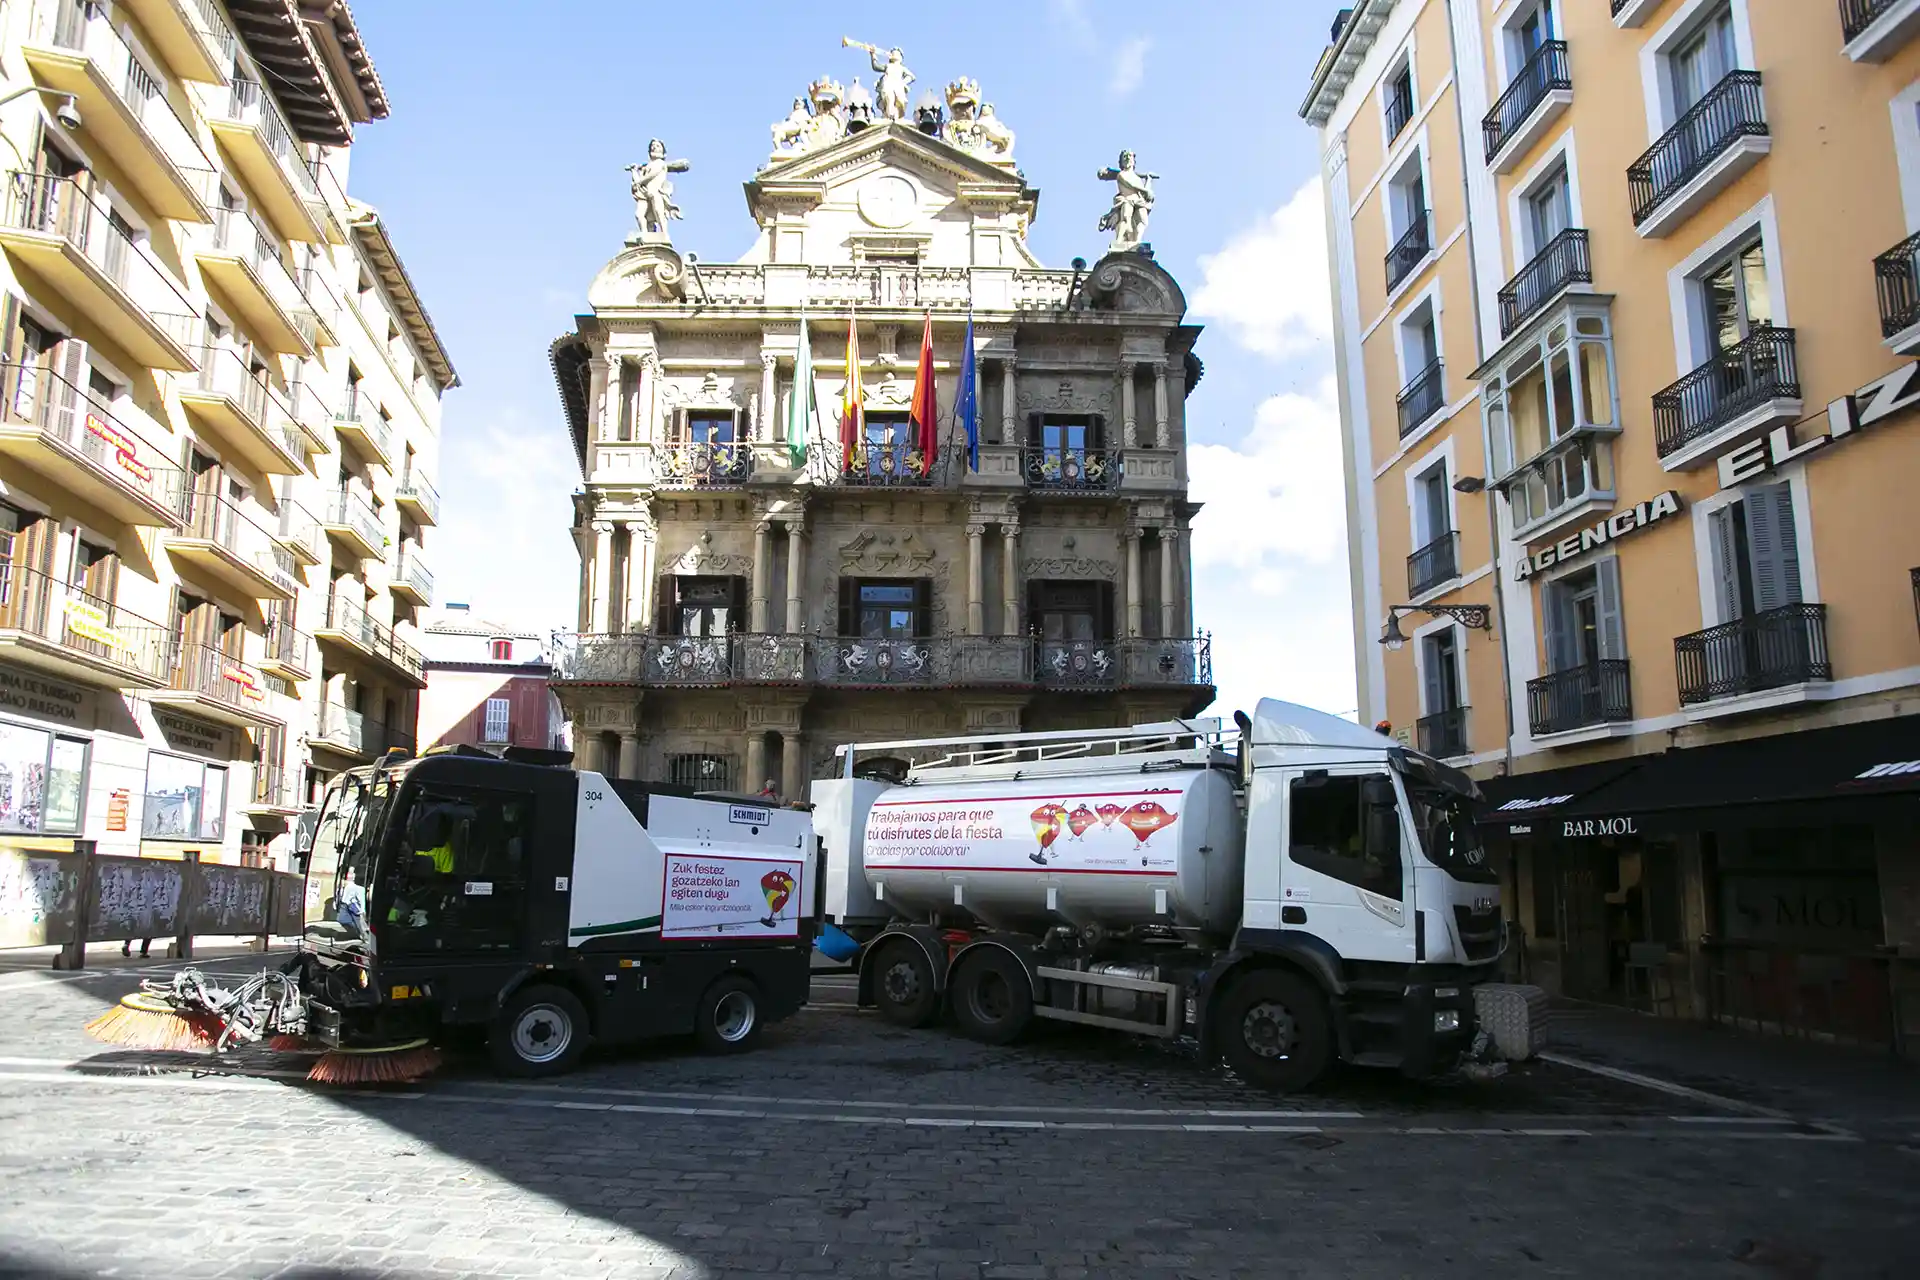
813,699,1516,1091
88,748,817,1081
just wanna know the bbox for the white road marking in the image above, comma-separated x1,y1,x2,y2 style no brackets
1538,1051,1791,1119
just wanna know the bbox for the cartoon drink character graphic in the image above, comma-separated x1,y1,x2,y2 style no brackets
1095,802,1124,828
759,868,795,926
1121,800,1176,844
1066,805,1097,841
1028,802,1067,865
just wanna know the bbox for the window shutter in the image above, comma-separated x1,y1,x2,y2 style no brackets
1594,555,1626,661
837,577,855,638
656,574,679,636
1420,634,1448,714
912,578,931,638
1543,580,1576,673
1742,482,1801,612
51,337,85,439
1707,504,1743,623
1097,580,1115,643
1025,580,1043,638
729,575,747,632
1090,413,1107,450
1027,411,1043,450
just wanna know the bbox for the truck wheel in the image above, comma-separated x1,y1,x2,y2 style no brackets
491,984,589,1078
870,938,940,1028
951,949,1033,1045
1215,970,1332,1093
695,975,762,1054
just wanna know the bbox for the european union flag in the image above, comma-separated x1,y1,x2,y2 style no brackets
956,310,979,472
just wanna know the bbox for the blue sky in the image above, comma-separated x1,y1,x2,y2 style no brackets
346,0,1353,721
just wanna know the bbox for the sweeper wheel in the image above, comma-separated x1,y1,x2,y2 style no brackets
83,992,219,1051
307,1037,442,1085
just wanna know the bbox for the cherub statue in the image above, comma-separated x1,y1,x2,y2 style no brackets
627,139,691,243
772,97,811,153
1096,149,1157,251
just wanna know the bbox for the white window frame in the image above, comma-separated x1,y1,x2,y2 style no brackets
1666,194,1787,371
1377,37,1419,152
1492,0,1559,87
1639,0,1757,140
1507,132,1584,271
1890,81,1920,236
1688,463,1820,627
1404,435,1458,550
1411,616,1470,718
1380,135,1434,250
1393,279,1445,387
483,697,510,744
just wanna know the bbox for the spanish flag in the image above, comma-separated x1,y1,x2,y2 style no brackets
909,311,938,477
840,312,863,471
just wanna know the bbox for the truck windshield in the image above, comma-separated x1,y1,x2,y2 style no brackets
303,771,395,929
1407,786,1499,884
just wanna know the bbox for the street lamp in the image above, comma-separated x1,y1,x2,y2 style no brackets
1379,603,1493,649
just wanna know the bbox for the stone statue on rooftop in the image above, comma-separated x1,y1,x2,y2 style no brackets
843,38,914,121
772,97,811,153
1097,149,1157,252
627,139,691,244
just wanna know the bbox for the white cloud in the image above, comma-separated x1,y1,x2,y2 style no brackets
1191,177,1335,359
1109,37,1151,97
1049,0,1095,49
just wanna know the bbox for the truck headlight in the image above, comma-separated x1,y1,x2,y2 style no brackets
1433,1010,1460,1033
358,967,369,988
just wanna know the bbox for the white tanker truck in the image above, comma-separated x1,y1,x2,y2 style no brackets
813,699,1510,1091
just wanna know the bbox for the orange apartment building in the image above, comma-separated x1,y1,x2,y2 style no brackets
1302,0,1920,1051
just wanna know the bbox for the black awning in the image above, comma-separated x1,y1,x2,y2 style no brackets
1546,714,1920,835
1475,757,1647,831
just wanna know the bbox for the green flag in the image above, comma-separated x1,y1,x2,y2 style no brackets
787,310,812,467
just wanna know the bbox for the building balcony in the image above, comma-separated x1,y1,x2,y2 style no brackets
394,471,439,526
1397,358,1446,438
1841,0,1920,61
1385,211,1432,293
1407,530,1459,599
166,492,298,602
1611,0,1662,27
319,491,385,562
175,345,305,476
260,616,310,682
19,0,215,221
294,263,343,350
275,501,323,566
1036,636,1214,692
1652,326,1802,469
1023,446,1122,492
1499,429,1620,544
655,439,750,488
836,439,937,487
0,562,171,688
195,208,315,357
1498,229,1591,339
1483,40,1572,174
1385,81,1415,143
1873,231,1920,356
313,593,424,686
332,395,394,469
392,547,433,607
149,640,281,728
1528,659,1632,738
285,379,333,452
0,172,198,371
1628,71,1769,238
314,700,414,761
243,764,302,816
1676,604,1831,706
1416,705,1470,761
205,73,328,244
0,360,185,527
118,0,232,83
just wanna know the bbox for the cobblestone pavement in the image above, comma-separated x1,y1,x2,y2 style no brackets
0,961,1915,1279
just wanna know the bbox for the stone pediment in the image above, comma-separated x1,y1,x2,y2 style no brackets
747,122,1030,223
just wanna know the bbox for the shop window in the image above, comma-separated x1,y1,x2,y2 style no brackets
1288,773,1403,901
0,723,89,834
143,753,227,841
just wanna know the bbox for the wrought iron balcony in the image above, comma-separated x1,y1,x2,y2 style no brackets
315,593,423,684
1652,326,1800,462
0,360,185,526
1483,40,1571,166
1385,212,1432,292
208,72,327,243
275,501,323,566
177,343,305,474
1499,229,1591,338
316,701,414,759
1385,79,1416,142
1023,446,1122,491
1396,358,1445,437
116,0,234,85
1035,636,1216,691
168,491,297,602
0,560,171,688
1407,530,1459,597
1628,71,1768,230
1528,659,1632,736
1842,0,1906,43
261,616,310,681
1675,604,1831,705
393,546,434,607
245,764,302,814
395,470,440,525
319,490,385,561
1416,705,1470,759
198,207,315,357
333,392,393,467
655,440,751,487
838,439,937,487
1874,230,1920,339
155,640,278,727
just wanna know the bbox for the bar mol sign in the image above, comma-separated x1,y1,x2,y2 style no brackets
1717,361,1920,489
1514,492,1682,581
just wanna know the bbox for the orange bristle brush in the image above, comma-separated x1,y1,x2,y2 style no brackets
268,1034,320,1052
84,992,220,1052
307,1037,441,1085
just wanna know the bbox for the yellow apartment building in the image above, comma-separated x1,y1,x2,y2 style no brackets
1302,0,1919,1051
0,0,454,874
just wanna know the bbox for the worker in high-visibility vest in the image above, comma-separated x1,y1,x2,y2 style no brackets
388,807,457,925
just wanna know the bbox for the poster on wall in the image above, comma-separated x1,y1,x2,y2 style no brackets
862,788,1186,874
660,852,804,940
0,722,49,834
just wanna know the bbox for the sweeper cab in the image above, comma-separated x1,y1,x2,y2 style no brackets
284,747,818,1077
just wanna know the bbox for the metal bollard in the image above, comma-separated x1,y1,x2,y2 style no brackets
52,840,97,972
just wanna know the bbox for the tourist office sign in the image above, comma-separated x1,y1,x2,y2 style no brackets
1717,360,1920,489
1513,491,1683,581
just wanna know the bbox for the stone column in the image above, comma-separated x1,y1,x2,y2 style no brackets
575,541,592,633
1124,526,1143,638
589,521,615,633
587,355,611,443
758,352,778,443
1000,358,1018,445
1000,520,1021,637
780,729,805,801
633,523,657,631
1119,362,1137,449
617,731,641,781
642,353,662,445
965,524,986,636
1158,526,1179,638
784,518,807,634
1152,359,1170,449
746,731,768,794
622,520,651,632
750,520,772,633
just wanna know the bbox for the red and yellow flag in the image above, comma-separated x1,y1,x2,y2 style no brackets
909,312,938,476
840,313,863,470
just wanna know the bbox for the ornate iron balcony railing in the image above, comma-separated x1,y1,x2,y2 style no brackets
1652,326,1799,460
1873,230,1920,338
1407,530,1459,597
1499,228,1591,338
1385,212,1432,292
1396,358,1445,437
1528,659,1632,736
1483,40,1571,163
1417,706,1470,759
1628,71,1767,227
1674,604,1830,705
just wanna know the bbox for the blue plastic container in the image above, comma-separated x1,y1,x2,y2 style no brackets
814,920,861,962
